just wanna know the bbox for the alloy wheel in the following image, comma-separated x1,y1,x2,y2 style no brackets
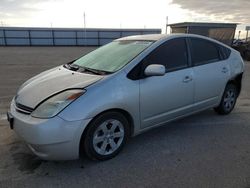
223,89,236,111
92,119,125,155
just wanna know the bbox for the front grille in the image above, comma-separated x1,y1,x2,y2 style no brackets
15,102,34,115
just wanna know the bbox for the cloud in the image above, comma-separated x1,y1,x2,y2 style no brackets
0,0,58,18
171,0,250,24
0,0,62,26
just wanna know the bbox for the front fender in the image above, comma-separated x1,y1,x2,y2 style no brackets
58,71,141,134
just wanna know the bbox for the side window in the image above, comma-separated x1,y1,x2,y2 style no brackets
190,38,220,66
144,38,188,72
219,45,231,60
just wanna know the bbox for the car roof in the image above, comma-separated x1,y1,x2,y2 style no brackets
116,34,167,41
116,33,231,48
116,33,215,42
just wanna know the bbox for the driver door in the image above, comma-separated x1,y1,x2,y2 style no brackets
139,38,194,129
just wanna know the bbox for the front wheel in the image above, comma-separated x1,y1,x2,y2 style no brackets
82,111,130,161
214,84,238,115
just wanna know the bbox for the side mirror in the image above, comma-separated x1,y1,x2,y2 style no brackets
144,64,166,77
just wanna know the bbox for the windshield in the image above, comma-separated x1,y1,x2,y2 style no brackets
73,40,153,73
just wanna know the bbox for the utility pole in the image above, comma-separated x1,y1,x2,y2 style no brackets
238,30,241,40
246,30,249,42
166,16,168,34
83,12,87,46
246,26,250,42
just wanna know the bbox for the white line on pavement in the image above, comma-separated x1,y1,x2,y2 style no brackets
0,114,7,120
0,95,13,99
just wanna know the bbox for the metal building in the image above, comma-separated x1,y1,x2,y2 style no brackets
168,22,237,46
0,27,161,46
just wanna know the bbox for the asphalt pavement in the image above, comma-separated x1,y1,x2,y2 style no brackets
0,47,250,188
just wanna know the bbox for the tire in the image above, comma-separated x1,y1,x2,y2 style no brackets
82,111,130,161
214,84,238,115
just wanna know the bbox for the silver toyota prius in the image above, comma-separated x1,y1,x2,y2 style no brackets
7,34,244,161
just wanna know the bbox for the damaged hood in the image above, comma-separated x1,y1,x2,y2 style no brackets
15,66,103,108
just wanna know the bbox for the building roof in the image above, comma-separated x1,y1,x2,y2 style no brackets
0,26,161,32
168,22,238,28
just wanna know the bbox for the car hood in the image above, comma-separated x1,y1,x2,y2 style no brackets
15,66,103,109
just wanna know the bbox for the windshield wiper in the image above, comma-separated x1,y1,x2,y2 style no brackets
64,63,112,75
79,66,111,75
81,67,101,75
63,63,79,71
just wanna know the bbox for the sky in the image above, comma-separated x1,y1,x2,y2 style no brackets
0,0,249,38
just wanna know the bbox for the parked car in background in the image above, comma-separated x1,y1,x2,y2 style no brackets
7,34,244,161
232,39,250,61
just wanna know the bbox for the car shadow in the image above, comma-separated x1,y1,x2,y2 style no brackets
9,109,228,175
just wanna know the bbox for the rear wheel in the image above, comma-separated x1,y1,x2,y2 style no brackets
214,84,238,115
82,111,129,161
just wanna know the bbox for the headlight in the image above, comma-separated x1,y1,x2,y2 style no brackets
31,89,85,118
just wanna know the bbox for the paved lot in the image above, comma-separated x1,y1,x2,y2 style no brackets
0,47,250,188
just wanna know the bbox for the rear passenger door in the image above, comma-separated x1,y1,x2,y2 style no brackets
140,38,194,128
189,37,230,109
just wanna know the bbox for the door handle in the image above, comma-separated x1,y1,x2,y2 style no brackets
222,67,228,73
183,76,192,83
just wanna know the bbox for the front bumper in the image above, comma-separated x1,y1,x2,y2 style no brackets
9,100,91,160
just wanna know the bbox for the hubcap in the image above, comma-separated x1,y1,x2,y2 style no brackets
93,119,124,155
223,90,236,111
